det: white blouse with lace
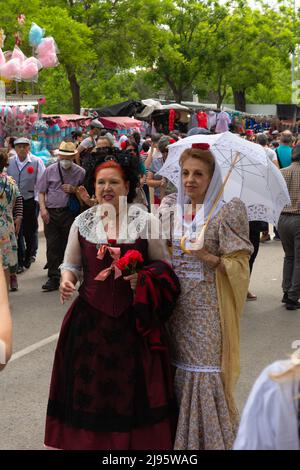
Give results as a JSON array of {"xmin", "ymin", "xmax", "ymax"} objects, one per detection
[{"xmin": 61, "ymin": 205, "xmax": 171, "ymax": 281}]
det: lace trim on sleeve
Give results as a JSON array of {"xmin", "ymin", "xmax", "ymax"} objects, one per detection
[{"xmin": 60, "ymin": 263, "xmax": 82, "ymax": 282}]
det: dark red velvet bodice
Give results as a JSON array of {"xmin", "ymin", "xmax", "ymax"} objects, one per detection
[{"xmin": 78, "ymin": 234, "xmax": 148, "ymax": 317}]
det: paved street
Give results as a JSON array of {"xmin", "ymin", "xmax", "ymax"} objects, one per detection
[{"xmin": 1, "ymin": 233, "xmax": 300, "ymax": 449}]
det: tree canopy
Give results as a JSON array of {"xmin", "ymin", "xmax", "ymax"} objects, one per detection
[{"xmin": 0, "ymin": 0, "xmax": 298, "ymax": 112}]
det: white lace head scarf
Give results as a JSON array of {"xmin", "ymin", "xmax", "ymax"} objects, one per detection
[{"xmin": 175, "ymin": 146, "xmax": 225, "ymax": 248}]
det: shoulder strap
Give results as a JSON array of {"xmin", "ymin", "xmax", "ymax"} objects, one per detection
[
  {"xmin": 57, "ymin": 162, "xmax": 64, "ymax": 184},
  {"xmin": 275, "ymin": 148, "xmax": 283, "ymax": 169}
]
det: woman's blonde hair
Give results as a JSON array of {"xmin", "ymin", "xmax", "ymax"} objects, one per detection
[{"xmin": 179, "ymin": 148, "xmax": 215, "ymax": 177}]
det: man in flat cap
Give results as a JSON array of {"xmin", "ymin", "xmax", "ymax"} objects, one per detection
[{"xmin": 7, "ymin": 137, "xmax": 45, "ymax": 272}]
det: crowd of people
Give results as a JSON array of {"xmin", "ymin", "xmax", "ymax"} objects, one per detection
[{"xmin": 0, "ymin": 119, "xmax": 300, "ymax": 450}]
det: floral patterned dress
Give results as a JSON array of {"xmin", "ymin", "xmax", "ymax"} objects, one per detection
[
  {"xmin": 0, "ymin": 174, "xmax": 20, "ymax": 270},
  {"xmin": 160, "ymin": 195, "xmax": 253, "ymax": 450}
]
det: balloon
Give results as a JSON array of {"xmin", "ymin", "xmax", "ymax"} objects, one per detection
[{"xmin": 29, "ymin": 22, "xmax": 45, "ymax": 47}]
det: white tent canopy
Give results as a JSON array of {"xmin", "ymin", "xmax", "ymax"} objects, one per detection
[{"xmin": 138, "ymin": 99, "xmax": 190, "ymax": 118}]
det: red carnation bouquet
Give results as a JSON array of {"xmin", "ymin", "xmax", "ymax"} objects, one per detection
[{"xmin": 116, "ymin": 249, "xmax": 144, "ymax": 274}]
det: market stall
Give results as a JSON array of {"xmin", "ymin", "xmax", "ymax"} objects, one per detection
[
  {"xmin": 32, "ymin": 113, "xmax": 91, "ymax": 150},
  {"xmin": 137, "ymin": 100, "xmax": 191, "ymax": 134},
  {"xmin": 98, "ymin": 115, "xmax": 143, "ymax": 134},
  {"xmin": 0, "ymin": 100, "xmax": 37, "ymax": 146}
]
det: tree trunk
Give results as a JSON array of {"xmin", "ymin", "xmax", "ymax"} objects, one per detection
[
  {"xmin": 217, "ymin": 94, "xmax": 223, "ymax": 109},
  {"xmin": 233, "ymin": 89, "xmax": 246, "ymax": 112},
  {"xmin": 168, "ymin": 84, "xmax": 182, "ymax": 103},
  {"xmin": 173, "ymin": 90, "xmax": 183, "ymax": 103},
  {"xmin": 66, "ymin": 66, "xmax": 80, "ymax": 114}
]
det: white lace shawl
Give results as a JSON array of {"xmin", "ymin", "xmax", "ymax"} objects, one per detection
[{"xmin": 60, "ymin": 205, "xmax": 171, "ymax": 281}]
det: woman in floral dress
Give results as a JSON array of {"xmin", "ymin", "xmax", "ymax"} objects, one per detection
[
  {"xmin": 0, "ymin": 150, "xmax": 22, "ymax": 289},
  {"xmin": 160, "ymin": 144, "xmax": 253, "ymax": 449}
]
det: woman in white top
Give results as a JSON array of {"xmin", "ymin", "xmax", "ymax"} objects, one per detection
[{"xmin": 234, "ymin": 350, "xmax": 300, "ymax": 450}]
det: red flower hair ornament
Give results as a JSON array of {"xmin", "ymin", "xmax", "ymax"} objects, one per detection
[
  {"xmin": 191, "ymin": 143, "xmax": 210, "ymax": 150},
  {"xmin": 27, "ymin": 166, "xmax": 34, "ymax": 174}
]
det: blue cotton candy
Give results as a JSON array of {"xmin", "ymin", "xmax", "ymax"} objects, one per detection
[{"xmin": 29, "ymin": 23, "xmax": 45, "ymax": 46}]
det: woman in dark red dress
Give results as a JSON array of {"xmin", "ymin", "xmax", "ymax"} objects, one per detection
[{"xmin": 44, "ymin": 151, "xmax": 180, "ymax": 450}]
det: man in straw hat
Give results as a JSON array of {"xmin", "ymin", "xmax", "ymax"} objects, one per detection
[{"xmin": 38, "ymin": 141, "xmax": 85, "ymax": 291}]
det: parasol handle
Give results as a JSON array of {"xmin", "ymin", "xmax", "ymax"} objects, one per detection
[{"xmin": 181, "ymin": 152, "xmax": 240, "ymax": 254}]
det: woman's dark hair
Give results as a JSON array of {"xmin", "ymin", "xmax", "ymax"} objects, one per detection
[
  {"xmin": 0, "ymin": 149, "xmax": 9, "ymax": 172},
  {"xmin": 169, "ymin": 133, "xmax": 179, "ymax": 142},
  {"xmin": 83, "ymin": 147, "xmax": 140, "ymax": 202},
  {"xmin": 271, "ymin": 141, "xmax": 279, "ymax": 149},
  {"xmin": 127, "ymin": 140, "xmax": 139, "ymax": 155},
  {"xmin": 71, "ymin": 130, "xmax": 82, "ymax": 141},
  {"xmin": 132, "ymin": 132, "xmax": 141, "ymax": 145},
  {"xmin": 141, "ymin": 141, "xmax": 150, "ymax": 152},
  {"xmin": 7, "ymin": 137, "xmax": 16, "ymax": 149}
]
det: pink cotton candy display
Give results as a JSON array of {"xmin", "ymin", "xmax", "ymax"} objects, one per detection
[
  {"xmin": 39, "ymin": 52, "xmax": 58, "ymax": 68},
  {"xmin": 20, "ymin": 58, "xmax": 42, "ymax": 80},
  {"xmin": 0, "ymin": 58, "xmax": 21, "ymax": 80},
  {"xmin": 36, "ymin": 37, "xmax": 59, "ymax": 68},
  {"xmin": 11, "ymin": 46, "xmax": 26, "ymax": 63}
]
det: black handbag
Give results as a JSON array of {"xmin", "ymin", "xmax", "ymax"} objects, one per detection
[{"xmin": 58, "ymin": 163, "xmax": 81, "ymax": 215}]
